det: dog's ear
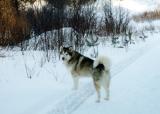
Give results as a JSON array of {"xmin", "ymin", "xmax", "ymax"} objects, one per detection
[
  {"xmin": 68, "ymin": 46, "xmax": 73, "ymax": 51},
  {"xmin": 60, "ymin": 46, "xmax": 63, "ymax": 54}
]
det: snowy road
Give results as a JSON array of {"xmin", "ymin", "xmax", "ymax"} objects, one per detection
[
  {"xmin": 1, "ymin": 33, "xmax": 160, "ymax": 114},
  {"xmin": 72, "ymin": 44, "xmax": 160, "ymax": 114},
  {"xmin": 47, "ymin": 32, "xmax": 160, "ymax": 114}
]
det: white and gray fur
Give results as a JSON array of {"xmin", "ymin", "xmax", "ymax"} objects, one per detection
[{"xmin": 60, "ymin": 46, "xmax": 111, "ymax": 102}]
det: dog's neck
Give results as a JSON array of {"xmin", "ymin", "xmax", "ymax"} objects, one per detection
[{"xmin": 68, "ymin": 52, "xmax": 81, "ymax": 65}]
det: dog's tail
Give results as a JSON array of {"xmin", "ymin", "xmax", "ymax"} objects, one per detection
[{"xmin": 93, "ymin": 56, "xmax": 111, "ymax": 71}]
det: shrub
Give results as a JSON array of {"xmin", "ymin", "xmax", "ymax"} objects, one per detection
[
  {"xmin": 133, "ymin": 10, "xmax": 160, "ymax": 22},
  {"xmin": 103, "ymin": 0, "xmax": 130, "ymax": 35}
]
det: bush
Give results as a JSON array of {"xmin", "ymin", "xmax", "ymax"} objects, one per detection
[
  {"xmin": 103, "ymin": 0, "xmax": 130, "ymax": 35},
  {"xmin": 0, "ymin": 0, "xmax": 30, "ymax": 46},
  {"xmin": 133, "ymin": 10, "xmax": 160, "ymax": 22},
  {"xmin": 69, "ymin": 5, "xmax": 96, "ymax": 35},
  {"xmin": 26, "ymin": 5, "xmax": 66, "ymax": 35}
]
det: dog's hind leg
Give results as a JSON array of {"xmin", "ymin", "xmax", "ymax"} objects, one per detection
[
  {"xmin": 103, "ymin": 84, "xmax": 110, "ymax": 101},
  {"xmin": 94, "ymin": 81, "xmax": 101, "ymax": 102},
  {"xmin": 102, "ymin": 73, "xmax": 110, "ymax": 101}
]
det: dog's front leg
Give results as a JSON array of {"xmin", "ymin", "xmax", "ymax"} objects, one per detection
[{"xmin": 72, "ymin": 76, "xmax": 79, "ymax": 90}]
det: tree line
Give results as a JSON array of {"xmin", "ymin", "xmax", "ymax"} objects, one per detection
[{"xmin": 0, "ymin": 0, "xmax": 131, "ymax": 51}]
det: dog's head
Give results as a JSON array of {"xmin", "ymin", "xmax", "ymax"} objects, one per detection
[{"xmin": 60, "ymin": 46, "xmax": 74, "ymax": 62}]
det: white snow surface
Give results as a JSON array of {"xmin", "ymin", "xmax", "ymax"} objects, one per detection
[
  {"xmin": 1, "ymin": 1, "xmax": 160, "ymax": 114},
  {"xmin": 72, "ymin": 36, "xmax": 160, "ymax": 114},
  {"xmin": 96, "ymin": 0, "xmax": 160, "ymax": 14},
  {"xmin": 1, "ymin": 31, "xmax": 160, "ymax": 114}
]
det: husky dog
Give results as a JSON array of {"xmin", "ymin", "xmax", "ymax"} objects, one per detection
[{"xmin": 60, "ymin": 46, "xmax": 111, "ymax": 102}]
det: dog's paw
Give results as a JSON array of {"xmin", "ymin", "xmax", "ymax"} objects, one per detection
[
  {"xmin": 96, "ymin": 99, "xmax": 100, "ymax": 103},
  {"xmin": 104, "ymin": 97, "xmax": 109, "ymax": 101},
  {"xmin": 72, "ymin": 87, "xmax": 78, "ymax": 91}
]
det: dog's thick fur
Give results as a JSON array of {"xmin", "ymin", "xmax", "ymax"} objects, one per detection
[{"xmin": 60, "ymin": 46, "xmax": 111, "ymax": 102}]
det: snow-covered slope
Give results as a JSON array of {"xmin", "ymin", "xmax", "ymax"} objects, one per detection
[
  {"xmin": 96, "ymin": 0, "xmax": 160, "ymax": 14},
  {"xmin": 0, "ymin": 31, "xmax": 160, "ymax": 114},
  {"xmin": 72, "ymin": 34, "xmax": 160, "ymax": 114},
  {"xmin": 1, "ymin": 1, "xmax": 160, "ymax": 114}
]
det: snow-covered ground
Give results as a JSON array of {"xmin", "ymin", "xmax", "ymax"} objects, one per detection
[
  {"xmin": 0, "ymin": 31, "xmax": 160, "ymax": 114},
  {"xmin": 72, "ymin": 35, "xmax": 160, "ymax": 114},
  {"xmin": 96, "ymin": 0, "xmax": 160, "ymax": 14},
  {"xmin": 113, "ymin": 0, "xmax": 160, "ymax": 13},
  {"xmin": 1, "ymin": 0, "xmax": 160, "ymax": 114}
]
